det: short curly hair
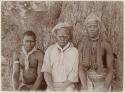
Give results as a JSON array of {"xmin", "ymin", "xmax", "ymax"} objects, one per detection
[{"xmin": 23, "ymin": 30, "xmax": 36, "ymax": 40}]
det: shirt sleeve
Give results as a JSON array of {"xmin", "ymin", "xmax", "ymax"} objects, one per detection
[
  {"xmin": 68, "ymin": 49, "xmax": 79, "ymax": 82},
  {"xmin": 41, "ymin": 48, "xmax": 52, "ymax": 73}
]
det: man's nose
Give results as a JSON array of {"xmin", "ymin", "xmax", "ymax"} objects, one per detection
[
  {"xmin": 90, "ymin": 28, "xmax": 96, "ymax": 32},
  {"xmin": 27, "ymin": 41, "xmax": 32, "ymax": 45},
  {"xmin": 60, "ymin": 37, "xmax": 65, "ymax": 41},
  {"xmin": 89, "ymin": 27, "xmax": 94, "ymax": 30}
]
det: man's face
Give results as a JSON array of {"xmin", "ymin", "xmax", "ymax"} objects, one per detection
[
  {"xmin": 23, "ymin": 35, "xmax": 36, "ymax": 52},
  {"xmin": 86, "ymin": 21, "xmax": 99, "ymax": 38},
  {"xmin": 56, "ymin": 28, "xmax": 70, "ymax": 48}
]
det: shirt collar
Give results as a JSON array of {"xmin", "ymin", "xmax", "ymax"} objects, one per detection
[{"xmin": 56, "ymin": 42, "xmax": 72, "ymax": 52}]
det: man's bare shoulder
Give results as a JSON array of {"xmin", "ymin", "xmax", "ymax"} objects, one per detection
[
  {"xmin": 13, "ymin": 47, "xmax": 22, "ymax": 61},
  {"xmin": 78, "ymin": 36, "xmax": 88, "ymax": 48},
  {"xmin": 102, "ymin": 39, "xmax": 112, "ymax": 51},
  {"xmin": 14, "ymin": 46, "xmax": 22, "ymax": 55},
  {"xmin": 35, "ymin": 48, "xmax": 44, "ymax": 56}
]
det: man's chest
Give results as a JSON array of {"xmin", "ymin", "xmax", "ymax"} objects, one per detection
[
  {"xmin": 19, "ymin": 53, "xmax": 38, "ymax": 68},
  {"xmin": 50, "ymin": 49, "xmax": 75, "ymax": 69}
]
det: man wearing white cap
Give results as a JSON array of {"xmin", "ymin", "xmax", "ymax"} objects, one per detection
[
  {"xmin": 78, "ymin": 13, "xmax": 113, "ymax": 92},
  {"xmin": 41, "ymin": 22, "xmax": 79, "ymax": 91}
]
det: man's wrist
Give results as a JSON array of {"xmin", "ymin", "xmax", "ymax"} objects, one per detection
[
  {"xmin": 47, "ymin": 85, "xmax": 55, "ymax": 91},
  {"xmin": 82, "ymin": 85, "xmax": 88, "ymax": 90},
  {"xmin": 13, "ymin": 88, "xmax": 18, "ymax": 91},
  {"xmin": 64, "ymin": 81, "xmax": 72, "ymax": 88},
  {"xmin": 13, "ymin": 86, "xmax": 19, "ymax": 91},
  {"xmin": 103, "ymin": 82, "xmax": 110, "ymax": 92},
  {"xmin": 104, "ymin": 81, "xmax": 109, "ymax": 88},
  {"xmin": 47, "ymin": 84, "xmax": 54, "ymax": 88},
  {"xmin": 30, "ymin": 89, "xmax": 35, "ymax": 91}
]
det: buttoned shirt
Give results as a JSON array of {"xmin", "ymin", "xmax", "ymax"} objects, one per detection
[{"xmin": 41, "ymin": 42, "xmax": 79, "ymax": 83}]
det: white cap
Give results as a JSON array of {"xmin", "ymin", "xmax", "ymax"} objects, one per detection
[{"xmin": 51, "ymin": 22, "xmax": 73, "ymax": 35}]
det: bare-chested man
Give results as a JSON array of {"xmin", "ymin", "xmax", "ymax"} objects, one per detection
[
  {"xmin": 13, "ymin": 31, "xmax": 44, "ymax": 91},
  {"xmin": 78, "ymin": 13, "xmax": 113, "ymax": 91}
]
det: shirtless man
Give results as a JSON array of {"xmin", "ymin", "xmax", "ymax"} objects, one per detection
[
  {"xmin": 13, "ymin": 31, "xmax": 44, "ymax": 91},
  {"xmin": 78, "ymin": 13, "xmax": 113, "ymax": 91}
]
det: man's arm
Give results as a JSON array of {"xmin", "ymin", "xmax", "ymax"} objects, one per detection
[
  {"xmin": 79, "ymin": 64, "xmax": 88, "ymax": 90},
  {"xmin": 31, "ymin": 51, "xmax": 44, "ymax": 90},
  {"xmin": 44, "ymin": 72, "xmax": 54, "ymax": 90},
  {"xmin": 78, "ymin": 39, "xmax": 88, "ymax": 90},
  {"xmin": 64, "ymin": 49, "xmax": 79, "ymax": 89},
  {"xmin": 104, "ymin": 41, "xmax": 113, "ymax": 89},
  {"xmin": 12, "ymin": 52, "xmax": 20, "ymax": 90},
  {"xmin": 41, "ymin": 48, "xmax": 54, "ymax": 91}
]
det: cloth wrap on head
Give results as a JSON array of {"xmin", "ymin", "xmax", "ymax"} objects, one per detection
[
  {"xmin": 84, "ymin": 13, "xmax": 106, "ymax": 34},
  {"xmin": 84, "ymin": 13, "xmax": 101, "ymax": 26}
]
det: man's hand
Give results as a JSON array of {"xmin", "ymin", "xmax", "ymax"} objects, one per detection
[
  {"xmin": 44, "ymin": 72, "xmax": 54, "ymax": 91},
  {"xmin": 53, "ymin": 80, "xmax": 72, "ymax": 91},
  {"xmin": 47, "ymin": 86, "xmax": 55, "ymax": 91}
]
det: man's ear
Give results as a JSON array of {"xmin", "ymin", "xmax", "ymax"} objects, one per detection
[
  {"xmin": 21, "ymin": 38, "xmax": 25, "ymax": 46},
  {"xmin": 97, "ymin": 21, "xmax": 101, "ymax": 30},
  {"xmin": 53, "ymin": 29, "xmax": 58, "ymax": 36},
  {"xmin": 69, "ymin": 35, "xmax": 72, "ymax": 41},
  {"xmin": 84, "ymin": 25, "xmax": 86, "ymax": 30}
]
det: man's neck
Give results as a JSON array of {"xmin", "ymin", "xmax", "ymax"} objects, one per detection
[
  {"xmin": 25, "ymin": 49, "xmax": 31, "ymax": 53},
  {"xmin": 60, "ymin": 45, "xmax": 65, "ymax": 49},
  {"xmin": 58, "ymin": 43, "xmax": 68, "ymax": 49},
  {"xmin": 23, "ymin": 47, "xmax": 33, "ymax": 54},
  {"xmin": 57, "ymin": 42, "xmax": 70, "ymax": 51},
  {"xmin": 89, "ymin": 35, "xmax": 100, "ymax": 41}
]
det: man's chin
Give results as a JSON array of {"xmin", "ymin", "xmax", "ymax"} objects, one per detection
[
  {"xmin": 60, "ymin": 43, "xmax": 67, "ymax": 46},
  {"xmin": 89, "ymin": 35, "xmax": 98, "ymax": 39},
  {"xmin": 58, "ymin": 43, "xmax": 66, "ymax": 48}
]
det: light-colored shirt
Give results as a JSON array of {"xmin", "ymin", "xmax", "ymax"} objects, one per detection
[{"xmin": 41, "ymin": 42, "xmax": 79, "ymax": 83}]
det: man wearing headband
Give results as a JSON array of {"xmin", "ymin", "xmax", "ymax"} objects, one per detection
[
  {"xmin": 78, "ymin": 13, "xmax": 113, "ymax": 92},
  {"xmin": 13, "ymin": 31, "xmax": 45, "ymax": 91},
  {"xmin": 41, "ymin": 22, "xmax": 79, "ymax": 91}
]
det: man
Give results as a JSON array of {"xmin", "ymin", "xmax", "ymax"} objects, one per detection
[
  {"xmin": 78, "ymin": 13, "xmax": 113, "ymax": 92},
  {"xmin": 41, "ymin": 22, "xmax": 79, "ymax": 91},
  {"xmin": 13, "ymin": 31, "xmax": 44, "ymax": 91}
]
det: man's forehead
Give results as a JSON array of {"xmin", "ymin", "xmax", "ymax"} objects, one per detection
[
  {"xmin": 23, "ymin": 35, "xmax": 35, "ymax": 40},
  {"xmin": 56, "ymin": 28, "xmax": 71, "ymax": 34},
  {"xmin": 86, "ymin": 21, "xmax": 98, "ymax": 26},
  {"xmin": 57, "ymin": 33, "xmax": 70, "ymax": 36}
]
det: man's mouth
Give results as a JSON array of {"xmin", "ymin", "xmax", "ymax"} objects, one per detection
[
  {"xmin": 61, "ymin": 42, "xmax": 66, "ymax": 43},
  {"xmin": 26, "ymin": 47, "xmax": 32, "ymax": 49}
]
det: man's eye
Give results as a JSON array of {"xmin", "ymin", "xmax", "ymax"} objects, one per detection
[
  {"xmin": 88, "ymin": 25, "xmax": 97, "ymax": 28},
  {"xmin": 26, "ymin": 40, "xmax": 29, "ymax": 42},
  {"xmin": 30, "ymin": 41, "xmax": 35, "ymax": 42},
  {"xmin": 26, "ymin": 40, "xmax": 34, "ymax": 42}
]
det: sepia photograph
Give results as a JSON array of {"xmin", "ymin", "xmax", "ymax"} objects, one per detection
[{"xmin": 1, "ymin": 0, "xmax": 123, "ymax": 92}]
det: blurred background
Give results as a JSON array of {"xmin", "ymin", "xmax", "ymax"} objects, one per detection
[{"xmin": 1, "ymin": 1, "xmax": 123, "ymax": 91}]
